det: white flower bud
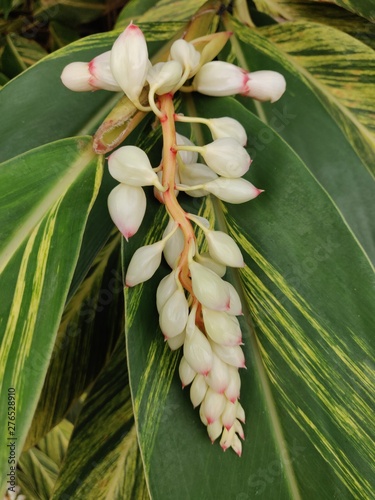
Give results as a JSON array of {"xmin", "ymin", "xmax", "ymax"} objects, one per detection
[
  {"xmin": 196, "ymin": 252, "xmax": 226, "ymax": 277},
  {"xmin": 245, "ymin": 70, "xmax": 286, "ymax": 103},
  {"xmin": 225, "ymin": 366, "xmax": 241, "ymax": 403},
  {"xmin": 110, "ymin": 22, "xmax": 149, "ymax": 103},
  {"xmin": 88, "ymin": 51, "xmax": 122, "ymax": 91},
  {"xmin": 207, "ymin": 420, "xmax": 223, "ymax": 443},
  {"xmin": 189, "ymin": 261, "xmax": 230, "ymax": 311},
  {"xmin": 167, "ymin": 331, "xmax": 185, "ymax": 350},
  {"xmin": 178, "ymin": 162, "xmax": 218, "ymax": 197},
  {"xmin": 125, "ymin": 240, "xmax": 165, "ymax": 287},
  {"xmin": 108, "ymin": 146, "xmax": 164, "ymax": 190},
  {"xmin": 179, "ymin": 356, "xmax": 196, "ymax": 387},
  {"xmin": 147, "ymin": 61, "xmax": 183, "ymax": 95},
  {"xmin": 163, "ymin": 221, "xmax": 184, "ymax": 268},
  {"xmin": 205, "ymin": 230, "xmax": 244, "ymax": 268},
  {"xmin": 220, "ymin": 423, "xmax": 235, "ymax": 450},
  {"xmin": 159, "ymin": 289, "xmax": 189, "ymax": 339},
  {"xmin": 201, "ymin": 388, "xmax": 226, "ymax": 424},
  {"xmin": 201, "ymin": 138, "xmax": 250, "ymax": 178},
  {"xmin": 225, "ymin": 282, "xmax": 243, "ymax": 316},
  {"xmin": 176, "ymin": 133, "xmax": 198, "ymax": 164},
  {"xmin": 221, "ymin": 400, "xmax": 237, "ymax": 430},
  {"xmin": 202, "ymin": 307, "xmax": 242, "ymax": 346},
  {"xmin": 231, "ymin": 433, "xmax": 243, "ymax": 456},
  {"xmin": 205, "ymin": 353, "xmax": 230, "ymax": 394},
  {"xmin": 156, "ymin": 271, "xmax": 178, "ymax": 313},
  {"xmin": 234, "ymin": 419, "xmax": 245, "ymax": 440},
  {"xmin": 199, "ymin": 403, "xmax": 208, "ymax": 426},
  {"xmin": 107, "ymin": 184, "xmax": 146, "ymax": 241},
  {"xmin": 193, "ymin": 61, "xmax": 247, "ymax": 96},
  {"xmin": 211, "ymin": 342, "xmax": 246, "ymax": 368},
  {"xmin": 236, "ymin": 401, "xmax": 246, "ymax": 423},
  {"xmin": 170, "ymin": 39, "xmax": 201, "ymax": 78},
  {"xmin": 61, "ymin": 62, "xmax": 93, "ymax": 92},
  {"xmin": 203, "ymin": 177, "xmax": 263, "ymax": 204},
  {"xmin": 207, "ymin": 117, "xmax": 247, "ymax": 146},
  {"xmin": 183, "ymin": 325, "xmax": 213, "ymax": 376},
  {"xmin": 190, "ymin": 374, "xmax": 208, "ymax": 408}
]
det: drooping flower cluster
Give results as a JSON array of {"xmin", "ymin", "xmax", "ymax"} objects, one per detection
[{"xmin": 61, "ymin": 22, "xmax": 286, "ymax": 455}]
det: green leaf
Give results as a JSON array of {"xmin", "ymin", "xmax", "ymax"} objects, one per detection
[
  {"xmin": 252, "ymin": 0, "xmax": 375, "ymax": 48},
  {"xmin": 0, "ymin": 136, "xmax": 102, "ymax": 494},
  {"xmin": 49, "ymin": 21, "xmax": 80, "ymax": 51},
  {"xmin": 1, "ymin": 34, "xmax": 48, "ymax": 78},
  {"xmin": 124, "ymin": 96, "xmax": 374, "ymax": 499},
  {"xmin": 225, "ymin": 17, "xmax": 375, "ymax": 262},
  {"xmin": 51, "ymin": 339, "xmax": 148, "ymax": 499},
  {"xmin": 24, "ymin": 232, "xmax": 123, "ymax": 449},
  {"xmin": 311, "ymin": 0, "xmax": 375, "ymax": 22},
  {"xmin": 17, "ymin": 419, "xmax": 73, "ymax": 499}
]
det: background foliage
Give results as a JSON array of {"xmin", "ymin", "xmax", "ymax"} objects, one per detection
[{"xmin": 0, "ymin": 0, "xmax": 374, "ymax": 498}]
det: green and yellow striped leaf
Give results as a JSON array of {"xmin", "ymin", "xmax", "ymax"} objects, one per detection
[
  {"xmin": 24, "ymin": 232, "xmax": 123, "ymax": 449},
  {"xmin": 124, "ymin": 96, "xmax": 374, "ymax": 499},
  {"xmin": 0, "ymin": 136, "xmax": 102, "ymax": 493},
  {"xmin": 17, "ymin": 419, "xmax": 73, "ymax": 499},
  {"xmin": 225, "ymin": 16, "xmax": 375, "ymax": 262},
  {"xmin": 311, "ymin": 0, "xmax": 375, "ymax": 22},
  {"xmin": 1, "ymin": 34, "xmax": 48, "ymax": 78},
  {"xmin": 51, "ymin": 339, "xmax": 148, "ymax": 499}
]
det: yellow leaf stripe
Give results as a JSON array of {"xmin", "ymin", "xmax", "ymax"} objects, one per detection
[{"xmin": 226, "ymin": 213, "xmax": 374, "ymax": 498}]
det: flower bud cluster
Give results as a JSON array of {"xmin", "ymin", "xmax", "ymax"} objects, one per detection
[{"xmin": 61, "ymin": 21, "xmax": 287, "ymax": 455}]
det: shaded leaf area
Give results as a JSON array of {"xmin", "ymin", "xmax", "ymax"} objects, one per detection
[
  {"xmin": 24, "ymin": 232, "xmax": 123, "ymax": 449},
  {"xmin": 17, "ymin": 419, "xmax": 73, "ymax": 499},
  {"xmin": 124, "ymin": 93, "xmax": 374, "ymax": 499},
  {"xmin": 252, "ymin": 0, "xmax": 375, "ymax": 48},
  {"xmin": 33, "ymin": 0, "xmax": 107, "ymax": 27},
  {"xmin": 225, "ymin": 17, "xmax": 375, "ymax": 263},
  {"xmin": 0, "ymin": 137, "xmax": 102, "ymax": 493},
  {"xmin": 52, "ymin": 338, "xmax": 148, "ymax": 500},
  {"xmin": 1, "ymin": 33, "xmax": 47, "ymax": 78},
  {"xmin": 311, "ymin": 0, "xmax": 375, "ymax": 22},
  {"xmin": 194, "ymin": 96, "xmax": 375, "ymax": 499}
]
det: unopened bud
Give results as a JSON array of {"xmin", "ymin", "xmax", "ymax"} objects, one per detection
[
  {"xmin": 147, "ymin": 61, "xmax": 183, "ymax": 95},
  {"xmin": 159, "ymin": 289, "xmax": 189, "ymax": 339},
  {"xmin": 195, "ymin": 252, "xmax": 226, "ymax": 277},
  {"xmin": 201, "ymin": 388, "xmax": 226, "ymax": 424},
  {"xmin": 207, "ymin": 117, "xmax": 247, "ymax": 146},
  {"xmin": 203, "ymin": 177, "xmax": 263, "ymax": 204},
  {"xmin": 231, "ymin": 433, "xmax": 243, "ymax": 456},
  {"xmin": 108, "ymin": 145, "xmax": 164, "ymax": 190},
  {"xmin": 211, "ymin": 342, "xmax": 246, "ymax": 368},
  {"xmin": 163, "ymin": 221, "xmax": 184, "ymax": 268},
  {"xmin": 61, "ymin": 62, "xmax": 93, "ymax": 92},
  {"xmin": 221, "ymin": 400, "xmax": 237, "ymax": 430},
  {"xmin": 190, "ymin": 374, "xmax": 208, "ymax": 407},
  {"xmin": 88, "ymin": 51, "xmax": 122, "ymax": 91},
  {"xmin": 220, "ymin": 422, "xmax": 235, "ymax": 450},
  {"xmin": 179, "ymin": 356, "xmax": 196, "ymax": 387},
  {"xmin": 203, "ymin": 307, "xmax": 242, "ymax": 346},
  {"xmin": 201, "ymin": 138, "xmax": 250, "ymax": 178},
  {"xmin": 167, "ymin": 331, "xmax": 185, "ymax": 350},
  {"xmin": 156, "ymin": 271, "xmax": 178, "ymax": 313},
  {"xmin": 107, "ymin": 184, "xmax": 146, "ymax": 241},
  {"xmin": 183, "ymin": 325, "xmax": 213, "ymax": 375},
  {"xmin": 207, "ymin": 420, "xmax": 223, "ymax": 443},
  {"xmin": 170, "ymin": 39, "xmax": 200, "ymax": 78},
  {"xmin": 176, "ymin": 133, "xmax": 198, "ymax": 164},
  {"xmin": 225, "ymin": 282, "xmax": 243, "ymax": 316},
  {"xmin": 205, "ymin": 353, "xmax": 230, "ymax": 394},
  {"xmin": 189, "ymin": 261, "xmax": 230, "ymax": 311},
  {"xmin": 178, "ymin": 162, "xmax": 218, "ymax": 197},
  {"xmin": 236, "ymin": 401, "xmax": 246, "ymax": 423},
  {"xmin": 125, "ymin": 240, "xmax": 165, "ymax": 287},
  {"xmin": 193, "ymin": 61, "xmax": 246, "ymax": 96},
  {"xmin": 110, "ymin": 22, "xmax": 149, "ymax": 103},
  {"xmin": 245, "ymin": 70, "xmax": 286, "ymax": 103},
  {"xmin": 205, "ymin": 229, "xmax": 244, "ymax": 267},
  {"xmin": 225, "ymin": 366, "xmax": 241, "ymax": 403}
]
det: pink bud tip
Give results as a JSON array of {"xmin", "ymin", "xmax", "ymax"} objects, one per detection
[
  {"xmin": 207, "ymin": 417, "xmax": 214, "ymax": 425},
  {"xmin": 221, "ymin": 444, "xmax": 228, "ymax": 451},
  {"xmin": 235, "ymin": 450, "xmax": 242, "ymax": 457},
  {"xmin": 257, "ymin": 189, "xmax": 265, "ymax": 195}
]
